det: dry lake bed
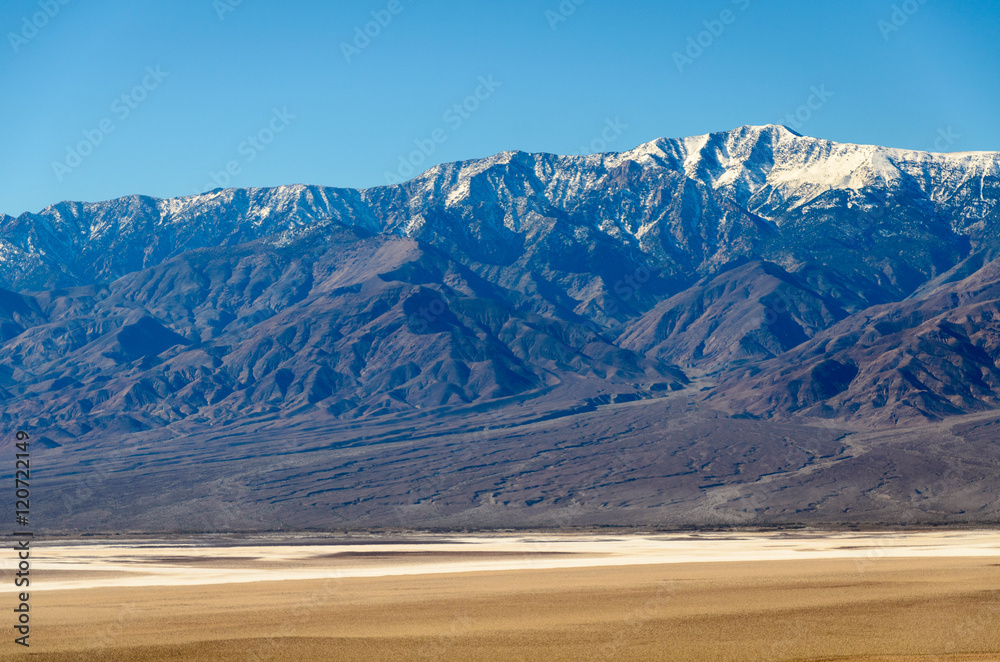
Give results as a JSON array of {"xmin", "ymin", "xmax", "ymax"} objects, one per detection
[{"xmin": 2, "ymin": 530, "xmax": 999, "ymax": 660}]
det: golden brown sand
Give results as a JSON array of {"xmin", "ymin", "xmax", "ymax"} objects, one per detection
[{"xmin": 4, "ymin": 533, "xmax": 1000, "ymax": 661}]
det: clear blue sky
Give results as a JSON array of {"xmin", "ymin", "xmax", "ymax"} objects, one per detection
[{"xmin": 2, "ymin": 0, "xmax": 998, "ymax": 215}]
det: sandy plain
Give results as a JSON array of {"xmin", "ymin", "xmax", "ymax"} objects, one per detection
[{"xmin": 2, "ymin": 531, "xmax": 999, "ymax": 661}]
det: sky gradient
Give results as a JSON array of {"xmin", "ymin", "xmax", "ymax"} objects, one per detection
[{"xmin": 2, "ymin": 0, "xmax": 999, "ymax": 215}]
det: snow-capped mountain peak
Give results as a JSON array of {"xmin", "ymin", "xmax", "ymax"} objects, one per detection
[{"xmin": 0, "ymin": 125, "xmax": 997, "ymax": 292}]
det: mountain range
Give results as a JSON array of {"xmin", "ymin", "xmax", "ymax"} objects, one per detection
[{"xmin": 4, "ymin": 124, "xmax": 1000, "ymax": 531}]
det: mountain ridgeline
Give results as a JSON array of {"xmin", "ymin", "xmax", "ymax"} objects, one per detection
[
  {"xmin": 4, "ymin": 125, "xmax": 999, "ymax": 435},
  {"xmin": 5, "ymin": 125, "xmax": 1000, "ymax": 530}
]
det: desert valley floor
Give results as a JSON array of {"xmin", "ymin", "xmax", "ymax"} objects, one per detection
[{"xmin": 3, "ymin": 531, "xmax": 999, "ymax": 661}]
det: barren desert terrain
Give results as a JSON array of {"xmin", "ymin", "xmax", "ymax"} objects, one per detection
[{"xmin": 3, "ymin": 531, "xmax": 999, "ymax": 661}]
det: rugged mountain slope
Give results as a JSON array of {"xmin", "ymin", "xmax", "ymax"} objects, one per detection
[
  {"xmin": 1, "ymin": 227, "xmax": 686, "ymax": 442},
  {"xmin": 618, "ymin": 260, "xmax": 849, "ymax": 369},
  {"xmin": 711, "ymin": 254, "xmax": 1000, "ymax": 425}
]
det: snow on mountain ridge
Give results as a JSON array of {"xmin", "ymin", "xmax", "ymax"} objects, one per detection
[
  {"xmin": 632, "ymin": 125, "xmax": 1000, "ymax": 214},
  {"xmin": 11, "ymin": 125, "xmax": 997, "ymax": 222},
  {"xmin": 1, "ymin": 125, "xmax": 998, "ymax": 292}
]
